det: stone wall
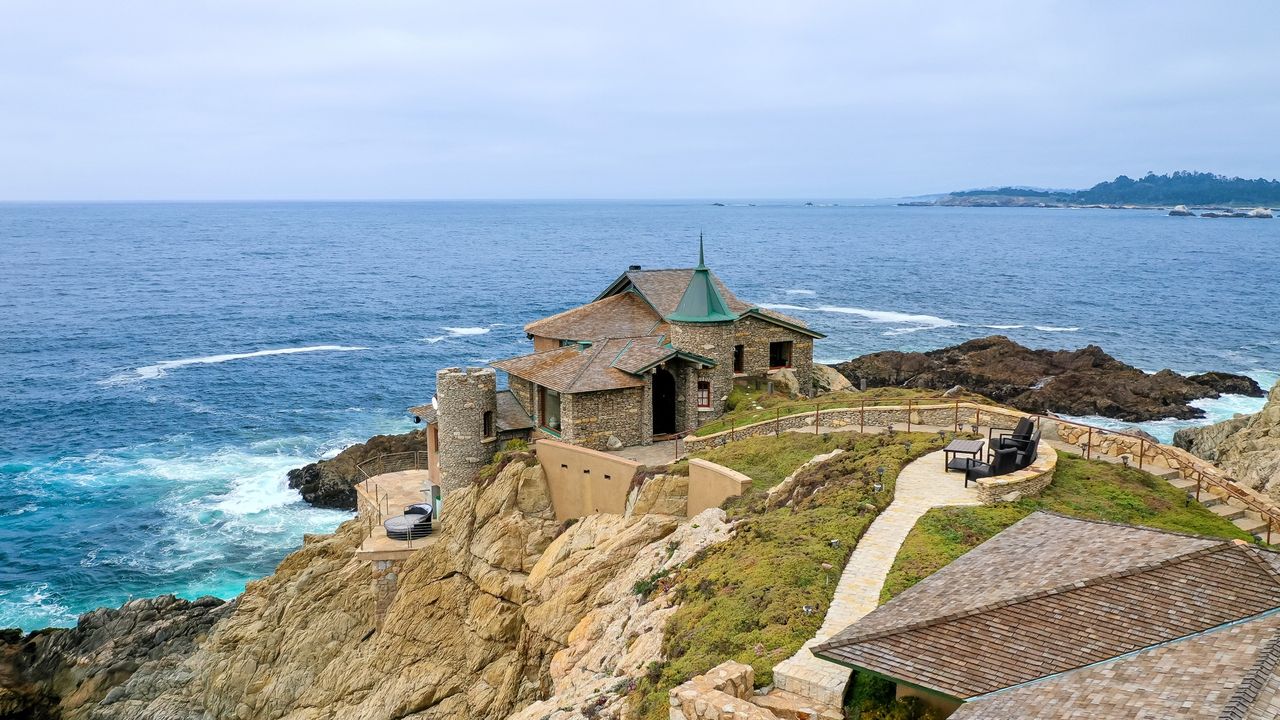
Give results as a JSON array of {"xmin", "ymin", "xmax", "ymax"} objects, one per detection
[
  {"xmin": 434, "ymin": 367, "xmax": 500, "ymax": 493},
  {"xmin": 507, "ymin": 375, "xmax": 536, "ymax": 420},
  {"xmin": 667, "ymin": 320, "xmax": 736, "ymax": 416},
  {"xmin": 669, "ymin": 662, "xmax": 776, "ymax": 720},
  {"xmin": 562, "ymin": 386, "xmax": 647, "ymax": 450},
  {"xmin": 370, "ymin": 558, "xmax": 403, "ymax": 628},
  {"xmin": 732, "ymin": 314, "xmax": 815, "ymax": 398}
]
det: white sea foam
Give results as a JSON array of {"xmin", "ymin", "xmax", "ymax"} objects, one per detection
[
  {"xmin": 978, "ymin": 324, "xmax": 1025, "ymax": 330},
  {"xmin": 423, "ymin": 336, "xmax": 446, "ymax": 343},
  {"xmin": 785, "ymin": 289, "xmax": 816, "ymax": 296},
  {"xmin": 104, "ymin": 345, "xmax": 368, "ymax": 385},
  {"xmin": 442, "ymin": 326, "xmax": 490, "ymax": 336},
  {"xmin": 1033, "ymin": 326, "xmax": 1080, "ymax": 332},
  {"xmin": 758, "ymin": 303, "xmax": 811, "ymax": 311},
  {"xmin": 816, "ymin": 305, "xmax": 959, "ymax": 329}
]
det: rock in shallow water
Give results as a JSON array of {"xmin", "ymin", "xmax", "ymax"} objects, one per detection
[
  {"xmin": 286, "ymin": 429, "xmax": 430, "ymax": 510},
  {"xmin": 834, "ymin": 335, "xmax": 1260, "ymax": 422}
]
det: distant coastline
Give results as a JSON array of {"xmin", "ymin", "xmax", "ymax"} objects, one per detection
[{"xmin": 902, "ymin": 171, "xmax": 1280, "ymax": 213}]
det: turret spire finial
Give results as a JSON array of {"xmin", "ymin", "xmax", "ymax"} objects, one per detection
[{"xmin": 698, "ymin": 231, "xmax": 705, "ymax": 268}]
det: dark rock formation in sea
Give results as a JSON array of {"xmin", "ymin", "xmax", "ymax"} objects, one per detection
[
  {"xmin": 1185, "ymin": 371, "xmax": 1266, "ymax": 398},
  {"xmin": 286, "ymin": 429, "xmax": 429, "ymax": 510},
  {"xmin": 834, "ymin": 336, "xmax": 1262, "ymax": 422},
  {"xmin": 0, "ymin": 595, "xmax": 231, "ymax": 720}
]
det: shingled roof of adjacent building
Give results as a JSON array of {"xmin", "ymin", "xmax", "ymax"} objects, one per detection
[
  {"xmin": 814, "ymin": 512, "xmax": 1280, "ymax": 713},
  {"xmin": 524, "ymin": 291, "xmax": 667, "ymax": 342},
  {"xmin": 951, "ymin": 612, "xmax": 1280, "ymax": 720},
  {"xmin": 493, "ymin": 336, "xmax": 715, "ymax": 394}
]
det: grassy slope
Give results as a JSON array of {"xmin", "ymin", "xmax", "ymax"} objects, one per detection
[
  {"xmin": 881, "ymin": 450, "xmax": 1256, "ymax": 603},
  {"xmin": 693, "ymin": 387, "xmax": 996, "ymax": 437},
  {"xmin": 630, "ymin": 432, "xmax": 950, "ymax": 720},
  {"xmin": 692, "ymin": 432, "xmax": 846, "ymax": 492}
]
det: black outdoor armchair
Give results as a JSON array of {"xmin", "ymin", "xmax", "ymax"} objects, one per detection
[
  {"xmin": 964, "ymin": 446, "xmax": 1020, "ymax": 487},
  {"xmin": 990, "ymin": 417, "xmax": 1035, "ymax": 453}
]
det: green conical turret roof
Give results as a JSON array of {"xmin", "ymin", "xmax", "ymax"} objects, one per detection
[{"xmin": 667, "ymin": 236, "xmax": 737, "ymax": 323}]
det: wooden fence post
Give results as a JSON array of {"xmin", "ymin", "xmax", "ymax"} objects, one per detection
[
  {"xmin": 1086, "ymin": 427, "xmax": 1093, "ymax": 460},
  {"xmin": 860, "ymin": 400, "xmax": 865, "ymax": 433}
]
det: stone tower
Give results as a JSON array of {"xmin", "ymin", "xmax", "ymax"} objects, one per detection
[{"xmin": 434, "ymin": 367, "xmax": 498, "ymax": 493}]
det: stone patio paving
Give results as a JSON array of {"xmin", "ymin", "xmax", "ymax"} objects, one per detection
[{"xmin": 770, "ymin": 448, "xmax": 983, "ymax": 709}]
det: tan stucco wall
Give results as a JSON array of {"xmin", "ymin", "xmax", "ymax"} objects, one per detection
[
  {"xmin": 688, "ymin": 459, "xmax": 752, "ymax": 516},
  {"xmin": 535, "ymin": 439, "xmax": 641, "ymax": 521}
]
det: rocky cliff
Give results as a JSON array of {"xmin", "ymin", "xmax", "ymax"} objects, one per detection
[
  {"xmin": 1175, "ymin": 381, "xmax": 1280, "ymax": 499},
  {"xmin": 4, "ymin": 453, "xmax": 733, "ymax": 720},
  {"xmin": 835, "ymin": 336, "xmax": 1262, "ymax": 422},
  {"xmin": 287, "ymin": 430, "xmax": 429, "ymax": 509}
]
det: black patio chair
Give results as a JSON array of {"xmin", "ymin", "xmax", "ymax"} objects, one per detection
[
  {"xmin": 964, "ymin": 446, "xmax": 1020, "ymax": 487},
  {"xmin": 989, "ymin": 417, "xmax": 1034, "ymax": 453}
]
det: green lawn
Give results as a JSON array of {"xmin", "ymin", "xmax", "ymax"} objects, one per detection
[
  {"xmin": 693, "ymin": 386, "xmax": 997, "ymax": 437},
  {"xmin": 691, "ymin": 433, "xmax": 848, "ymax": 492},
  {"xmin": 629, "ymin": 432, "xmax": 950, "ymax": 720}
]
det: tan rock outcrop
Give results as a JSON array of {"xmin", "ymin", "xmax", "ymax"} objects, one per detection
[
  {"xmin": 1212, "ymin": 381, "xmax": 1280, "ymax": 498},
  {"xmin": 29, "ymin": 453, "xmax": 735, "ymax": 720}
]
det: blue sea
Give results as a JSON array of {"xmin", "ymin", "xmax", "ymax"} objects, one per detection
[{"xmin": 2, "ymin": 201, "xmax": 1277, "ymax": 630}]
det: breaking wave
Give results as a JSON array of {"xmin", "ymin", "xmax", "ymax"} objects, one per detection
[
  {"xmin": 1033, "ymin": 326, "xmax": 1080, "ymax": 332},
  {"xmin": 103, "ymin": 345, "xmax": 369, "ymax": 385},
  {"xmin": 816, "ymin": 305, "xmax": 959, "ymax": 329},
  {"xmin": 758, "ymin": 303, "xmax": 811, "ymax": 311}
]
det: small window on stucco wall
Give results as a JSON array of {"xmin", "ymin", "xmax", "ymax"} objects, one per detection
[
  {"xmin": 769, "ymin": 340, "xmax": 793, "ymax": 368},
  {"xmin": 482, "ymin": 410, "xmax": 495, "ymax": 438},
  {"xmin": 697, "ymin": 381, "xmax": 712, "ymax": 408}
]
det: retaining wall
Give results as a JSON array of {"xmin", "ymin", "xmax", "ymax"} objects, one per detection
[{"xmin": 535, "ymin": 439, "xmax": 751, "ymax": 520}]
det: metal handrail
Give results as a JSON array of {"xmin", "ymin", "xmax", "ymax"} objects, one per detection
[{"xmin": 356, "ymin": 450, "xmax": 430, "ymax": 480}]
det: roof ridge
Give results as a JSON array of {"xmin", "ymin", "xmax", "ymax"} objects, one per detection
[
  {"xmin": 1238, "ymin": 542, "xmax": 1280, "ymax": 588},
  {"xmin": 1220, "ymin": 622, "xmax": 1280, "ymax": 720},
  {"xmin": 563, "ymin": 340, "xmax": 611, "ymax": 391},
  {"xmin": 815, "ymin": 540, "xmax": 1242, "ymax": 652},
  {"xmin": 1031, "ymin": 509, "xmax": 1257, "ymax": 543}
]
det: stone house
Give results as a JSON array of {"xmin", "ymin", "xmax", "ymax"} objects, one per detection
[
  {"xmin": 487, "ymin": 243, "xmax": 824, "ymax": 451},
  {"xmin": 813, "ymin": 512, "xmax": 1280, "ymax": 719}
]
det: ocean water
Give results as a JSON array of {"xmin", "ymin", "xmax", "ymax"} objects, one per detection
[{"xmin": 1, "ymin": 201, "xmax": 1277, "ymax": 630}]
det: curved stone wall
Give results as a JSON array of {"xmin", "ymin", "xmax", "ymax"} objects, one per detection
[{"xmin": 973, "ymin": 440, "xmax": 1057, "ymax": 504}]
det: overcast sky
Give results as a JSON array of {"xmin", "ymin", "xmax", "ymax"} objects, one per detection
[{"xmin": 3, "ymin": 1, "xmax": 1277, "ymax": 201}]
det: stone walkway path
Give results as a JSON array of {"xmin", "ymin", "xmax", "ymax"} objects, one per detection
[{"xmin": 770, "ymin": 449, "xmax": 983, "ymax": 709}]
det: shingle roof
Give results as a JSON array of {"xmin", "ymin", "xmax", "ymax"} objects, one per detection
[
  {"xmin": 408, "ymin": 403, "xmax": 437, "ymax": 425},
  {"xmin": 492, "ymin": 340, "xmax": 647, "ymax": 394},
  {"xmin": 524, "ymin": 291, "xmax": 667, "ymax": 342},
  {"xmin": 814, "ymin": 513, "xmax": 1280, "ymax": 705},
  {"xmin": 495, "ymin": 390, "xmax": 534, "ymax": 431},
  {"xmin": 493, "ymin": 335, "xmax": 716, "ymax": 395},
  {"xmin": 823, "ymin": 512, "xmax": 1221, "ymax": 644},
  {"xmin": 598, "ymin": 268, "xmax": 753, "ymax": 318},
  {"xmin": 950, "ymin": 612, "xmax": 1280, "ymax": 720}
]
